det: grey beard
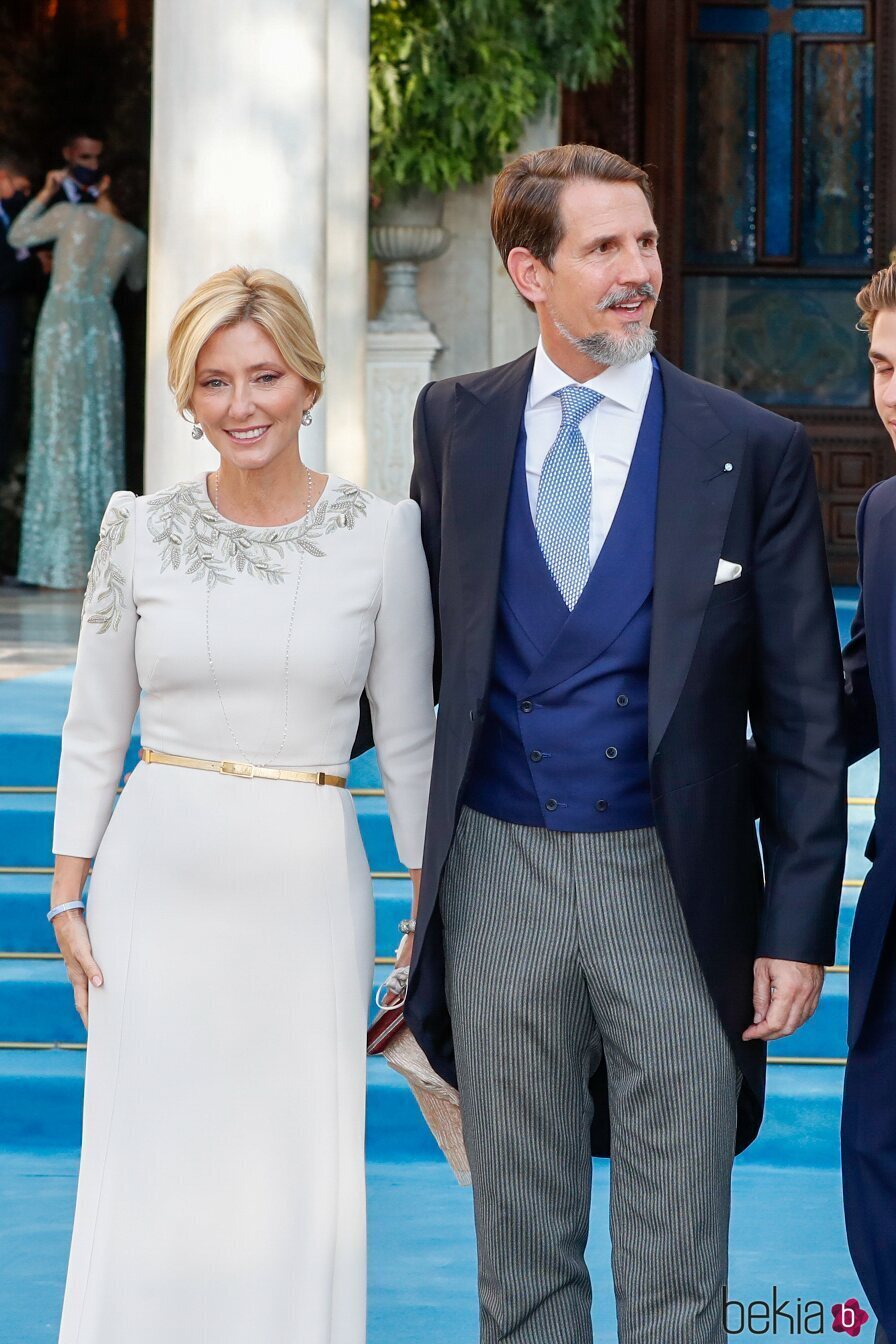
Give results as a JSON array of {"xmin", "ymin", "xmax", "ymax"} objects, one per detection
[{"xmin": 555, "ymin": 315, "xmax": 657, "ymax": 367}]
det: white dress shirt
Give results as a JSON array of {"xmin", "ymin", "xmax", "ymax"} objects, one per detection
[
  {"xmin": 524, "ymin": 340, "xmax": 654, "ymax": 566},
  {"xmin": 61, "ymin": 177, "xmax": 99, "ymax": 204}
]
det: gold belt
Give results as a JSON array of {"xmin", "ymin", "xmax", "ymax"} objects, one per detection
[{"xmin": 139, "ymin": 748, "xmax": 347, "ymax": 788}]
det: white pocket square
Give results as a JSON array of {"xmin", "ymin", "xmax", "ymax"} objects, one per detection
[{"xmin": 714, "ymin": 559, "xmax": 743, "ymax": 586}]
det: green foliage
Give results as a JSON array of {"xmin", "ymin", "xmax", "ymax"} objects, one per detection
[{"xmin": 369, "ymin": 0, "xmax": 627, "ymax": 201}]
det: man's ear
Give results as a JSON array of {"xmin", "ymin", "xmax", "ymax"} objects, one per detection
[{"xmin": 506, "ymin": 247, "xmax": 550, "ymax": 307}]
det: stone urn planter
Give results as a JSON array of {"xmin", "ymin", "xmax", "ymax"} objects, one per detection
[{"xmin": 369, "ymin": 190, "xmax": 450, "ymax": 332}]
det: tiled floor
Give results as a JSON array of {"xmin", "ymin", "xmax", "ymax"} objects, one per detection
[{"xmin": 0, "ymin": 586, "xmax": 81, "ymax": 682}]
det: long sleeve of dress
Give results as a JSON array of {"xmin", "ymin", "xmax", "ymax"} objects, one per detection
[
  {"xmin": 365, "ymin": 499, "xmax": 436, "ymax": 869},
  {"xmin": 125, "ymin": 231, "xmax": 148, "ymax": 292},
  {"xmin": 53, "ymin": 492, "xmax": 141, "ymax": 858},
  {"xmin": 6, "ymin": 198, "xmax": 72, "ymax": 248}
]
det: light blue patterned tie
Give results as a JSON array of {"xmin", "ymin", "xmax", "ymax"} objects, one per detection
[{"xmin": 535, "ymin": 384, "xmax": 603, "ymax": 609}]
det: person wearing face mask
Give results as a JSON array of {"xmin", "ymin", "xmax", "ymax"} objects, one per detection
[
  {"xmin": 30, "ymin": 132, "xmax": 105, "ymax": 281},
  {"xmin": 50, "ymin": 130, "xmax": 105, "ymax": 206},
  {"xmin": 7, "ymin": 165, "xmax": 146, "ymax": 588},
  {"xmin": 0, "ymin": 149, "xmax": 38, "ymax": 487}
]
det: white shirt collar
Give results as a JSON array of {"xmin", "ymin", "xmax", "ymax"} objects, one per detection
[{"xmin": 528, "ymin": 338, "xmax": 652, "ymax": 413}]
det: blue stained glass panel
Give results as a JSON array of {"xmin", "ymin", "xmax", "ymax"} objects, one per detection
[
  {"xmin": 765, "ymin": 33, "xmax": 795, "ymax": 255},
  {"xmin": 683, "ymin": 276, "xmax": 871, "ymax": 407},
  {"xmin": 697, "ymin": 7, "xmax": 769, "ymax": 34},
  {"xmin": 801, "ymin": 43, "xmax": 875, "ymax": 265},
  {"xmin": 793, "ymin": 10, "xmax": 866, "ymax": 35},
  {"xmin": 685, "ymin": 43, "xmax": 759, "ymax": 264}
]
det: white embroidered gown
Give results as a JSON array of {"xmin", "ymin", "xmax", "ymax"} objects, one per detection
[{"xmin": 52, "ymin": 474, "xmax": 436, "ymax": 1344}]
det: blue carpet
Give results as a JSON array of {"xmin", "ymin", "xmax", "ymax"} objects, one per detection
[
  {"xmin": 0, "ymin": 588, "xmax": 883, "ymax": 1339},
  {"xmin": 0, "ymin": 1150, "xmax": 875, "ymax": 1343}
]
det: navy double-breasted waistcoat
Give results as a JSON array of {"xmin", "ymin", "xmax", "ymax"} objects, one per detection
[{"xmin": 464, "ymin": 364, "xmax": 663, "ymax": 833}]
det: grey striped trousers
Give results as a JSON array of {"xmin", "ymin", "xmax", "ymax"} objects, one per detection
[{"xmin": 440, "ymin": 808, "xmax": 739, "ymax": 1344}]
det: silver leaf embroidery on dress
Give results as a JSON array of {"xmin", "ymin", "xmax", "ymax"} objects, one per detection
[
  {"xmin": 145, "ymin": 480, "xmax": 370, "ymax": 587},
  {"xmin": 83, "ymin": 503, "xmax": 131, "ymax": 634}
]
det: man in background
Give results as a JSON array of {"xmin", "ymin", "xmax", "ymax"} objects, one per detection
[
  {"xmin": 34, "ymin": 130, "xmax": 105, "ymax": 279},
  {"xmin": 51, "ymin": 130, "xmax": 105, "ymax": 206},
  {"xmin": 0, "ymin": 148, "xmax": 37, "ymax": 484}
]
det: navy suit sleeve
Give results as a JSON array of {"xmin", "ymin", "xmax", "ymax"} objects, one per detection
[
  {"xmin": 750, "ymin": 422, "xmax": 848, "ymax": 965},
  {"xmin": 843, "ymin": 486, "xmax": 880, "ymax": 765},
  {"xmin": 409, "ymin": 381, "xmax": 442, "ymax": 704}
]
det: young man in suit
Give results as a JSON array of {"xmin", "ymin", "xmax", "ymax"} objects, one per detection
[
  {"xmin": 842, "ymin": 261, "xmax": 896, "ymax": 1344},
  {"xmin": 404, "ymin": 144, "xmax": 848, "ymax": 1343}
]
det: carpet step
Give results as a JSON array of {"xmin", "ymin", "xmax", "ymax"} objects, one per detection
[
  {"xmin": 0, "ymin": 870, "xmax": 864, "ymax": 967},
  {"xmin": 0, "ymin": 1046, "xmax": 847, "ymax": 1170},
  {"xmin": 742, "ymin": 1064, "xmax": 844, "ymax": 1169},
  {"xmin": 0, "ymin": 959, "xmax": 397, "ymax": 1046},
  {"xmin": 0, "ymin": 952, "xmax": 852, "ymax": 1065},
  {"xmin": 0, "ymin": 1048, "xmax": 444, "ymax": 1161},
  {"xmin": 0, "ymin": 874, "xmax": 412, "ymax": 959},
  {"xmin": 0, "ymin": 788, "xmax": 402, "ymax": 873},
  {"xmin": 0, "ymin": 667, "xmax": 392, "ymax": 789}
]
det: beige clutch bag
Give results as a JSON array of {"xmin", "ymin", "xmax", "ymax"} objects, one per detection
[
  {"xmin": 367, "ymin": 966, "xmax": 470, "ymax": 1186},
  {"xmin": 380, "ymin": 1023, "xmax": 471, "ymax": 1187}
]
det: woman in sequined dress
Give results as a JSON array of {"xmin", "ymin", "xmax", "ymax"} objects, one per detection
[{"xmin": 8, "ymin": 167, "xmax": 146, "ymax": 588}]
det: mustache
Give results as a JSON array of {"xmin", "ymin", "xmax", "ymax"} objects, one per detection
[{"xmin": 597, "ymin": 284, "xmax": 659, "ymax": 311}]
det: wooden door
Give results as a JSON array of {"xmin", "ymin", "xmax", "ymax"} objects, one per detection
[{"xmin": 564, "ymin": 0, "xmax": 896, "ymax": 581}]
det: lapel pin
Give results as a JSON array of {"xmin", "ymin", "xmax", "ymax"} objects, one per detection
[{"xmin": 724, "ymin": 463, "xmax": 733, "ymax": 472}]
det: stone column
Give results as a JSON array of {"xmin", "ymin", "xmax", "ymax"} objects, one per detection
[
  {"xmin": 366, "ymin": 328, "xmax": 441, "ymax": 500},
  {"xmin": 366, "ymin": 198, "xmax": 447, "ymax": 501},
  {"xmin": 144, "ymin": 0, "xmax": 369, "ymax": 493}
]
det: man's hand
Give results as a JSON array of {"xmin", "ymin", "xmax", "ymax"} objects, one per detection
[{"xmin": 742, "ymin": 957, "xmax": 825, "ymax": 1042}]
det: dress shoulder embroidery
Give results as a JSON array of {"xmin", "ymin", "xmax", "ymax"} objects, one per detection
[
  {"xmin": 144, "ymin": 480, "xmax": 370, "ymax": 586},
  {"xmin": 83, "ymin": 500, "xmax": 132, "ymax": 634}
]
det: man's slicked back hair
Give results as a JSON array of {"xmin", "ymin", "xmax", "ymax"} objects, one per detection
[{"xmin": 490, "ymin": 143, "xmax": 655, "ymax": 274}]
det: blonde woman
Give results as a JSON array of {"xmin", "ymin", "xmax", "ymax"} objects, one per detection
[{"xmin": 48, "ymin": 267, "xmax": 435, "ymax": 1343}]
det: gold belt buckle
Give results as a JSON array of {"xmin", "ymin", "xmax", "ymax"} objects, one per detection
[
  {"xmin": 220, "ymin": 760, "xmax": 254, "ymax": 778},
  {"xmin": 316, "ymin": 771, "xmax": 327, "ymax": 786}
]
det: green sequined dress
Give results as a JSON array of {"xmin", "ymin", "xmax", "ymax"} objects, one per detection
[{"xmin": 7, "ymin": 198, "xmax": 146, "ymax": 588}]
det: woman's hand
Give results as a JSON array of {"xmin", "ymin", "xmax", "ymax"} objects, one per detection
[
  {"xmin": 50, "ymin": 855, "xmax": 100, "ymax": 1030},
  {"xmin": 53, "ymin": 910, "xmax": 103, "ymax": 1030},
  {"xmin": 382, "ymin": 866, "xmax": 421, "ymax": 1006}
]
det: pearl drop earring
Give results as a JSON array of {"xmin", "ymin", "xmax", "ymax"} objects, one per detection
[{"xmin": 301, "ymin": 409, "xmax": 313, "ymax": 427}]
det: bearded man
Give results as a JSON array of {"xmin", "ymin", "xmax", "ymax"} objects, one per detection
[{"xmin": 402, "ymin": 144, "xmax": 847, "ymax": 1344}]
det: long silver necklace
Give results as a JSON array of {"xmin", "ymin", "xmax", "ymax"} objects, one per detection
[{"xmin": 205, "ymin": 466, "xmax": 313, "ymax": 768}]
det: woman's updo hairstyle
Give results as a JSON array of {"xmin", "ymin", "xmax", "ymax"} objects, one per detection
[{"xmin": 167, "ymin": 266, "xmax": 325, "ymax": 419}]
